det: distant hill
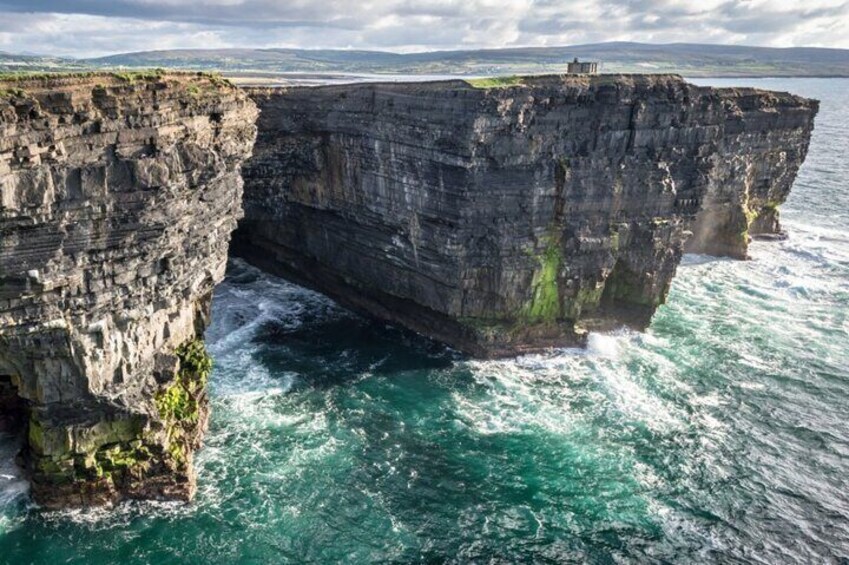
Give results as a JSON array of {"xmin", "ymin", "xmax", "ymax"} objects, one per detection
[
  {"xmin": 0, "ymin": 51, "xmax": 89, "ymax": 74},
  {"xmin": 3, "ymin": 42, "xmax": 849, "ymax": 78},
  {"xmin": 85, "ymin": 42, "xmax": 849, "ymax": 77}
]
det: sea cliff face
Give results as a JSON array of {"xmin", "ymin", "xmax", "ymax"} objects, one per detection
[
  {"xmin": 686, "ymin": 87, "xmax": 817, "ymax": 257},
  {"xmin": 0, "ymin": 72, "xmax": 257, "ymax": 507},
  {"xmin": 238, "ymin": 75, "xmax": 817, "ymax": 357},
  {"xmin": 0, "ymin": 72, "xmax": 816, "ymax": 508}
]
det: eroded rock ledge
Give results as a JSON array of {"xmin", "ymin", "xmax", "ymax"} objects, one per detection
[
  {"xmin": 0, "ymin": 72, "xmax": 257, "ymax": 507},
  {"xmin": 237, "ymin": 75, "xmax": 816, "ymax": 357}
]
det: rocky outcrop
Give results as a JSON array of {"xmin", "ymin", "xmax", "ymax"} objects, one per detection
[
  {"xmin": 0, "ymin": 72, "xmax": 257, "ymax": 508},
  {"xmin": 685, "ymin": 87, "xmax": 817, "ymax": 258},
  {"xmin": 0, "ymin": 71, "xmax": 816, "ymax": 507},
  {"xmin": 238, "ymin": 75, "xmax": 816, "ymax": 357}
]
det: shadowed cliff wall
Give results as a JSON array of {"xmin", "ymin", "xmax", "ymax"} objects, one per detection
[{"xmin": 238, "ymin": 75, "xmax": 816, "ymax": 356}]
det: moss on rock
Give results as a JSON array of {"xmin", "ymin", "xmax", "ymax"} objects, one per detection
[
  {"xmin": 24, "ymin": 338, "xmax": 212, "ymax": 507},
  {"xmin": 566, "ymin": 284, "xmax": 605, "ymax": 319},
  {"xmin": 155, "ymin": 339, "xmax": 211, "ymax": 424},
  {"xmin": 524, "ymin": 238, "xmax": 563, "ymax": 323},
  {"xmin": 154, "ymin": 339, "xmax": 212, "ymax": 468}
]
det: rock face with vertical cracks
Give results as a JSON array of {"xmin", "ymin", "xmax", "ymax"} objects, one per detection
[
  {"xmin": 238, "ymin": 75, "xmax": 816, "ymax": 357},
  {"xmin": 0, "ymin": 73, "xmax": 257, "ymax": 508}
]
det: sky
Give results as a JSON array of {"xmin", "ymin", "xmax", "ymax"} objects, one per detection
[{"xmin": 0, "ymin": 0, "xmax": 847, "ymax": 58}]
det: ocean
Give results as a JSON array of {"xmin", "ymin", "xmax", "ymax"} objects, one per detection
[{"xmin": 0, "ymin": 77, "xmax": 847, "ymax": 563}]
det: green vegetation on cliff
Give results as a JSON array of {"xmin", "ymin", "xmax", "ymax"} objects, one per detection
[
  {"xmin": 465, "ymin": 76, "xmax": 525, "ymax": 89},
  {"xmin": 0, "ymin": 69, "xmax": 231, "ymax": 87},
  {"xmin": 524, "ymin": 239, "xmax": 563, "ymax": 322},
  {"xmin": 155, "ymin": 339, "xmax": 212, "ymax": 465},
  {"xmin": 155, "ymin": 339, "xmax": 211, "ymax": 424}
]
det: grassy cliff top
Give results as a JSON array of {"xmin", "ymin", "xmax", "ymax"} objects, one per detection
[
  {"xmin": 246, "ymin": 72, "xmax": 694, "ymax": 95},
  {"xmin": 0, "ymin": 68, "xmax": 233, "ymax": 89}
]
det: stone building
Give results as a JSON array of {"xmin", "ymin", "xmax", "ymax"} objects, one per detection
[{"xmin": 567, "ymin": 58, "xmax": 599, "ymax": 74}]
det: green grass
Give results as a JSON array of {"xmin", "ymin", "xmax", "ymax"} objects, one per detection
[
  {"xmin": 0, "ymin": 68, "xmax": 229, "ymax": 86},
  {"xmin": 0, "ymin": 69, "xmax": 233, "ymax": 102},
  {"xmin": 0, "ymin": 70, "xmax": 101, "ymax": 82},
  {"xmin": 0, "ymin": 87, "xmax": 25, "ymax": 98},
  {"xmin": 205, "ymin": 71, "xmax": 231, "ymax": 86},
  {"xmin": 111, "ymin": 68, "xmax": 167, "ymax": 82},
  {"xmin": 465, "ymin": 75, "xmax": 526, "ymax": 89},
  {"xmin": 0, "ymin": 69, "xmax": 167, "ymax": 83}
]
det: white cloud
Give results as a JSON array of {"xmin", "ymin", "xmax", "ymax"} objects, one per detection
[{"xmin": 0, "ymin": 0, "xmax": 846, "ymax": 57}]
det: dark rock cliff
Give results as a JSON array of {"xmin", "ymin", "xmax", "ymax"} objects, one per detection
[
  {"xmin": 238, "ymin": 75, "xmax": 816, "ymax": 357},
  {"xmin": 685, "ymin": 87, "xmax": 817, "ymax": 257},
  {"xmin": 0, "ymin": 73, "xmax": 257, "ymax": 507},
  {"xmin": 0, "ymin": 72, "xmax": 816, "ymax": 508}
]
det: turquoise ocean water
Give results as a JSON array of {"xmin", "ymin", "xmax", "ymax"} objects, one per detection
[{"xmin": 0, "ymin": 78, "xmax": 847, "ymax": 563}]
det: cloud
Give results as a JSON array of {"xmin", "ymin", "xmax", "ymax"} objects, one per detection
[{"xmin": 0, "ymin": 0, "xmax": 846, "ymax": 57}]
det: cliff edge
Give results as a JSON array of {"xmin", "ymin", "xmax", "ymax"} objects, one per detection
[
  {"xmin": 0, "ymin": 72, "xmax": 257, "ymax": 507},
  {"xmin": 685, "ymin": 86, "xmax": 817, "ymax": 256}
]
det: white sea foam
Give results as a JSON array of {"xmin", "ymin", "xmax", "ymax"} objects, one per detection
[
  {"xmin": 737, "ymin": 381, "xmax": 767, "ymax": 391},
  {"xmin": 594, "ymin": 363, "xmax": 683, "ymax": 433},
  {"xmin": 207, "ymin": 258, "xmax": 341, "ymax": 353},
  {"xmin": 456, "ymin": 331, "xmax": 689, "ymax": 439},
  {"xmin": 458, "ymin": 355, "xmax": 583, "ymax": 436},
  {"xmin": 0, "ymin": 434, "xmax": 28, "ymax": 534},
  {"xmin": 38, "ymin": 499, "xmax": 195, "ymax": 529},
  {"xmin": 586, "ymin": 332, "xmax": 622, "ymax": 358}
]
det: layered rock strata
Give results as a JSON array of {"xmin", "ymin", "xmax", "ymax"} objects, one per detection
[
  {"xmin": 0, "ymin": 71, "xmax": 816, "ymax": 507},
  {"xmin": 238, "ymin": 75, "xmax": 816, "ymax": 357},
  {"xmin": 685, "ymin": 87, "xmax": 818, "ymax": 257},
  {"xmin": 0, "ymin": 72, "xmax": 257, "ymax": 507}
]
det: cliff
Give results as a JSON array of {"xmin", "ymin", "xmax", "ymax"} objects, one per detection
[
  {"xmin": 238, "ymin": 75, "xmax": 816, "ymax": 357},
  {"xmin": 0, "ymin": 72, "xmax": 257, "ymax": 507},
  {"xmin": 685, "ymin": 87, "xmax": 817, "ymax": 256},
  {"xmin": 0, "ymin": 72, "xmax": 816, "ymax": 508}
]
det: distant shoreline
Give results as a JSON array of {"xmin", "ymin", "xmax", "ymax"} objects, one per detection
[
  {"xmin": 3, "ymin": 69, "xmax": 847, "ymax": 89},
  {"xmin": 224, "ymin": 72, "xmax": 849, "ymax": 88},
  {"xmin": 4, "ymin": 41, "xmax": 848, "ymax": 81}
]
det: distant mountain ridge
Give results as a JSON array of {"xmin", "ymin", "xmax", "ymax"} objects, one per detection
[{"xmin": 3, "ymin": 42, "xmax": 849, "ymax": 77}]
